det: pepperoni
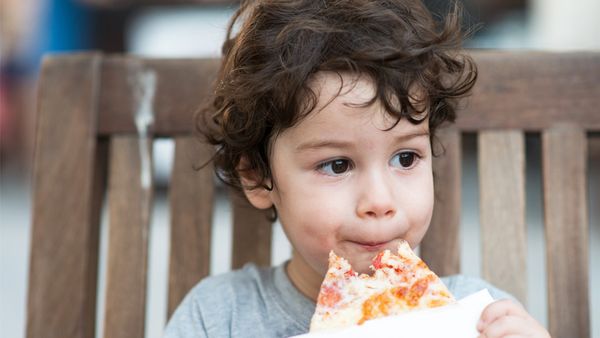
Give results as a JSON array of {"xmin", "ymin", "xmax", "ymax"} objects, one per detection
[
  {"xmin": 359, "ymin": 290, "xmax": 396, "ymax": 325},
  {"xmin": 359, "ymin": 293, "xmax": 384, "ymax": 324},
  {"xmin": 407, "ymin": 277, "xmax": 430, "ymax": 307},
  {"xmin": 318, "ymin": 286, "xmax": 342, "ymax": 307},
  {"xmin": 391, "ymin": 286, "xmax": 408, "ymax": 299},
  {"xmin": 359, "ymin": 299, "xmax": 375, "ymax": 325},
  {"xmin": 377, "ymin": 293, "xmax": 391, "ymax": 316},
  {"xmin": 372, "ymin": 252, "xmax": 385, "ymax": 269},
  {"xmin": 393, "ymin": 267, "xmax": 407, "ymax": 275}
]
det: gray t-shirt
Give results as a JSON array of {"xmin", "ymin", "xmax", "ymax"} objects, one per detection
[{"xmin": 163, "ymin": 262, "xmax": 514, "ymax": 338}]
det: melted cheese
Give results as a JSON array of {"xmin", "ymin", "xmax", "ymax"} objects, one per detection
[{"xmin": 310, "ymin": 241, "xmax": 455, "ymax": 332}]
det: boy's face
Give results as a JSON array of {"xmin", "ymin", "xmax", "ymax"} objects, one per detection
[{"xmin": 246, "ymin": 72, "xmax": 434, "ymax": 276}]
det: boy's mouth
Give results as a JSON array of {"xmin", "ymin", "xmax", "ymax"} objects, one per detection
[{"xmin": 350, "ymin": 240, "xmax": 389, "ymax": 252}]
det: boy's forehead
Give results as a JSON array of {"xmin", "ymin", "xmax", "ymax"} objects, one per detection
[
  {"xmin": 308, "ymin": 71, "xmax": 377, "ymax": 108},
  {"xmin": 307, "ymin": 71, "xmax": 425, "ymax": 114},
  {"xmin": 302, "ymin": 72, "xmax": 422, "ymax": 126},
  {"xmin": 275, "ymin": 72, "xmax": 429, "ymax": 146}
]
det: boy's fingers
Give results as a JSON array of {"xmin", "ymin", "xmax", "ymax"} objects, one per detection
[
  {"xmin": 478, "ymin": 312, "xmax": 551, "ymax": 338},
  {"xmin": 478, "ymin": 315, "xmax": 529, "ymax": 338},
  {"xmin": 478, "ymin": 299, "xmax": 528, "ymax": 329}
]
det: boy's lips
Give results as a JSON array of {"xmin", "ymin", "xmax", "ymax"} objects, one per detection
[{"xmin": 350, "ymin": 240, "xmax": 390, "ymax": 252}]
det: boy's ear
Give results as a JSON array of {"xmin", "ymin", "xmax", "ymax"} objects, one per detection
[{"xmin": 237, "ymin": 157, "xmax": 274, "ymax": 210}]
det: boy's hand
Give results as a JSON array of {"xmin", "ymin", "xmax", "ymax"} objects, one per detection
[{"xmin": 477, "ymin": 299, "xmax": 550, "ymax": 338}]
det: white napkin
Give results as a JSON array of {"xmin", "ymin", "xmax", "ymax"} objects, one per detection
[{"xmin": 290, "ymin": 289, "xmax": 494, "ymax": 338}]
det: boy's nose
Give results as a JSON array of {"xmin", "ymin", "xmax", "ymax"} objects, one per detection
[{"xmin": 356, "ymin": 173, "xmax": 397, "ymax": 219}]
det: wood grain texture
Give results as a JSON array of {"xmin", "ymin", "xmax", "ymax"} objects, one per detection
[
  {"xmin": 590, "ymin": 134, "xmax": 600, "ymax": 164},
  {"xmin": 167, "ymin": 136, "xmax": 215, "ymax": 319},
  {"xmin": 421, "ymin": 127, "xmax": 461, "ymax": 276},
  {"xmin": 103, "ymin": 136, "xmax": 154, "ymax": 338},
  {"xmin": 460, "ymin": 51, "xmax": 600, "ymax": 131},
  {"xmin": 98, "ymin": 57, "xmax": 220, "ymax": 136},
  {"xmin": 542, "ymin": 125, "xmax": 589, "ymax": 338},
  {"xmin": 27, "ymin": 54, "xmax": 104, "ymax": 338},
  {"xmin": 94, "ymin": 52, "xmax": 600, "ymax": 135},
  {"xmin": 478, "ymin": 130, "xmax": 527, "ymax": 304},
  {"xmin": 231, "ymin": 191, "xmax": 273, "ymax": 269}
]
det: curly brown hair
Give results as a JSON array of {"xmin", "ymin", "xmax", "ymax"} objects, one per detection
[{"xmin": 197, "ymin": 0, "xmax": 477, "ymax": 196}]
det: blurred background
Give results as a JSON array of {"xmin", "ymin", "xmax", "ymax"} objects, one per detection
[{"xmin": 1, "ymin": 0, "xmax": 599, "ymax": 337}]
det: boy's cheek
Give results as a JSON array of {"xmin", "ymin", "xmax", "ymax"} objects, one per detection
[
  {"xmin": 290, "ymin": 190, "xmax": 352, "ymax": 226},
  {"xmin": 296, "ymin": 240, "xmax": 336, "ymax": 275}
]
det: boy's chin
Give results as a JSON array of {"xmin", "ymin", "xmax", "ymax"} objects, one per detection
[
  {"xmin": 348, "ymin": 258, "xmax": 376, "ymax": 276},
  {"xmin": 339, "ymin": 249, "xmax": 384, "ymax": 276}
]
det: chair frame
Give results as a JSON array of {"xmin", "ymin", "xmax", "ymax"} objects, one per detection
[{"xmin": 26, "ymin": 51, "xmax": 599, "ymax": 338}]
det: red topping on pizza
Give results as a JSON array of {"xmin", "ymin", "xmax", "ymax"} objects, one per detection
[{"xmin": 309, "ymin": 240, "xmax": 455, "ymax": 332}]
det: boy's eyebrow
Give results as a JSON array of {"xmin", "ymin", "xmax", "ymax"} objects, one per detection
[
  {"xmin": 295, "ymin": 131, "xmax": 430, "ymax": 152},
  {"xmin": 295, "ymin": 140, "xmax": 354, "ymax": 152},
  {"xmin": 393, "ymin": 131, "xmax": 430, "ymax": 142}
]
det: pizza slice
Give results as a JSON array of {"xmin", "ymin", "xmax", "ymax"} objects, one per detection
[{"xmin": 309, "ymin": 240, "xmax": 455, "ymax": 333}]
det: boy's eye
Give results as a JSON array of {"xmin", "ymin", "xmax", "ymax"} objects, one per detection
[
  {"xmin": 318, "ymin": 159, "xmax": 352, "ymax": 175},
  {"xmin": 391, "ymin": 151, "xmax": 419, "ymax": 169}
]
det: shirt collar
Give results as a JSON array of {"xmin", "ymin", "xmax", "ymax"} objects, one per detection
[{"xmin": 270, "ymin": 260, "xmax": 317, "ymax": 330}]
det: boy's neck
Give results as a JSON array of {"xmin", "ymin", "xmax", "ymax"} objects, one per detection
[{"xmin": 286, "ymin": 250, "xmax": 324, "ymax": 302}]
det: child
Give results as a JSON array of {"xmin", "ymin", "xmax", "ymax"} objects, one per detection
[{"xmin": 164, "ymin": 1, "xmax": 550, "ymax": 337}]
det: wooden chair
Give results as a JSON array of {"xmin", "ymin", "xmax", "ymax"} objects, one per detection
[{"xmin": 26, "ymin": 51, "xmax": 599, "ymax": 338}]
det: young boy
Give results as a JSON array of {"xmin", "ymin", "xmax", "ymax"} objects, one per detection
[{"xmin": 165, "ymin": 1, "xmax": 550, "ymax": 337}]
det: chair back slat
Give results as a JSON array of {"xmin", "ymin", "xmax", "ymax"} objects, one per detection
[
  {"xmin": 421, "ymin": 127, "xmax": 461, "ymax": 276},
  {"xmin": 478, "ymin": 130, "xmax": 527, "ymax": 304},
  {"xmin": 231, "ymin": 191, "xmax": 273, "ymax": 269},
  {"xmin": 167, "ymin": 136, "xmax": 215, "ymax": 318},
  {"xmin": 27, "ymin": 54, "xmax": 105, "ymax": 338},
  {"xmin": 542, "ymin": 126, "xmax": 589, "ymax": 338},
  {"xmin": 461, "ymin": 52, "xmax": 600, "ymax": 131},
  {"xmin": 91, "ymin": 53, "xmax": 600, "ymax": 136},
  {"xmin": 98, "ymin": 58, "xmax": 220, "ymax": 136},
  {"xmin": 103, "ymin": 136, "xmax": 153, "ymax": 338}
]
